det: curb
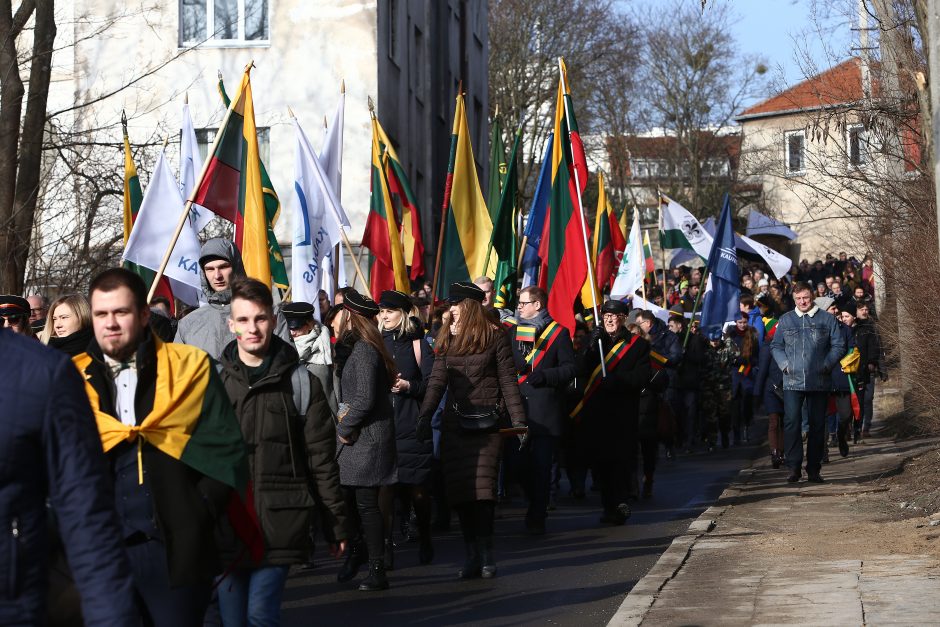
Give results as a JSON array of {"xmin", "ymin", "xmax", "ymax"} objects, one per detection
[{"xmin": 606, "ymin": 466, "xmax": 756, "ymax": 627}]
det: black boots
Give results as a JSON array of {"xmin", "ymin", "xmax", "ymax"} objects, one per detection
[
  {"xmin": 458, "ymin": 540, "xmax": 482, "ymax": 579},
  {"xmin": 418, "ymin": 534, "xmax": 434, "ymax": 565},
  {"xmin": 337, "ymin": 539, "xmax": 368, "ymax": 583},
  {"xmin": 358, "ymin": 560, "xmax": 389, "ymax": 591},
  {"xmin": 384, "ymin": 538, "xmax": 395, "ymax": 571},
  {"xmin": 479, "ymin": 536, "xmax": 497, "ymax": 579},
  {"xmin": 642, "ymin": 474, "xmax": 654, "ymax": 499}
]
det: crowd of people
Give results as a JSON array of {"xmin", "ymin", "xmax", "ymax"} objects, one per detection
[{"xmin": 0, "ymin": 241, "xmax": 887, "ymax": 626}]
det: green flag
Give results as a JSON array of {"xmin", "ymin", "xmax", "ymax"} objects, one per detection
[
  {"xmin": 491, "ymin": 126, "xmax": 521, "ymax": 310},
  {"xmin": 487, "ymin": 113, "xmax": 505, "ymax": 224},
  {"xmin": 218, "ymin": 76, "xmax": 289, "ymax": 290}
]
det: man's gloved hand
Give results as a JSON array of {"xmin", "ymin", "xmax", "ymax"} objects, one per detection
[
  {"xmin": 415, "ymin": 416, "xmax": 433, "ymax": 443},
  {"xmin": 526, "ymin": 370, "xmax": 547, "ymax": 387},
  {"xmin": 590, "ymin": 327, "xmax": 604, "ymax": 346}
]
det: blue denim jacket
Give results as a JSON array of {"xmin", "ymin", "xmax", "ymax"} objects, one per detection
[{"xmin": 770, "ymin": 307, "xmax": 845, "ymax": 391}]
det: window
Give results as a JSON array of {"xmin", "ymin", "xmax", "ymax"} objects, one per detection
[
  {"xmin": 785, "ymin": 130, "xmax": 805, "ymax": 174},
  {"xmin": 848, "ymin": 124, "xmax": 868, "ymax": 166},
  {"xmin": 387, "ymin": 0, "xmax": 400, "ymax": 64},
  {"xmin": 196, "ymin": 127, "xmax": 270, "ymax": 167},
  {"xmin": 179, "ymin": 0, "xmax": 269, "ymax": 45}
]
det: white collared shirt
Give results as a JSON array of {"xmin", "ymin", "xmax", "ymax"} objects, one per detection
[{"xmin": 105, "ymin": 356, "xmax": 138, "ymax": 427}]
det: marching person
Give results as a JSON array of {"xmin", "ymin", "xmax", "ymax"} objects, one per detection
[
  {"xmin": 377, "ymin": 290, "xmax": 435, "ymax": 565},
  {"xmin": 330, "ymin": 291, "xmax": 398, "ymax": 591},
  {"xmin": 854, "ymin": 300, "xmax": 884, "ymax": 439},
  {"xmin": 0, "ymin": 295, "xmax": 33, "ymax": 337},
  {"xmin": 282, "ymin": 301, "xmax": 337, "ymax": 414},
  {"xmin": 217, "ymin": 279, "xmax": 347, "ymax": 624},
  {"xmin": 74, "ymin": 269, "xmax": 249, "ymax": 626},
  {"xmin": 771, "ymin": 281, "xmax": 845, "ymax": 484},
  {"xmin": 511, "ymin": 286, "xmax": 576, "ymax": 535},
  {"xmin": 416, "ymin": 281, "xmax": 526, "ymax": 579},
  {"xmin": 729, "ymin": 312, "xmax": 759, "ymax": 445},
  {"xmin": 0, "ymin": 328, "xmax": 138, "ymax": 626},
  {"xmin": 754, "ymin": 319, "xmax": 785, "ymax": 468},
  {"xmin": 42, "ymin": 294, "xmax": 94, "ymax": 356},
  {"xmin": 573, "ymin": 300, "xmax": 650, "ymax": 525},
  {"xmin": 830, "ymin": 302, "xmax": 859, "ymax": 458},
  {"xmin": 175, "ymin": 238, "xmax": 292, "ymax": 359}
]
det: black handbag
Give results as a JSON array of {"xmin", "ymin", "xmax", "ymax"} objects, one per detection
[{"xmin": 452, "ymin": 401, "xmax": 501, "ymax": 433}]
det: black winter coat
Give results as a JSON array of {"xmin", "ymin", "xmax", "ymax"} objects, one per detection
[
  {"xmin": 577, "ymin": 328, "xmax": 651, "ymax": 461},
  {"xmin": 511, "ymin": 317, "xmax": 577, "ymax": 437},
  {"xmin": 855, "ymin": 319, "xmax": 883, "ymax": 384},
  {"xmin": 754, "ymin": 341, "xmax": 784, "ymax": 415},
  {"xmin": 219, "ymin": 336, "xmax": 347, "ymax": 566},
  {"xmin": 383, "ymin": 328, "xmax": 434, "ymax": 485},
  {"xmin": 676, "ymin": 332, "xmax": 707, "ymax": 390}
]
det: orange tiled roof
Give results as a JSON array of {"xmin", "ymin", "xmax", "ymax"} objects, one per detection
[{"xmin": 737, "ymin": 58, "xmax": 876, "ymax": 120}]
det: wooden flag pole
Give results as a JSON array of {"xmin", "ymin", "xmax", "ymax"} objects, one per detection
[
  {"xmin": 558, "ymin": 58, "xmax": 605, "ymax": 377},
  {"xmin": 350, "ymin": 245, "xmax": 366, "ymax": 290},
  {"xmin": 683, "ymin": 265, "xmax": 709, "ymax": 349},
  {"xmin": 431, "ymin": 82, "xmax": 462, "ymax": 305},
  {"xmin": 146, "ymin": 75, "xmax": 244, "ymax": 303},
  {"xmin": 339, "ymin": 228, "xmax": 369, "ymax": 290}
]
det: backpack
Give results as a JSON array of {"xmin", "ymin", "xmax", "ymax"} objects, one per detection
[{"xmin": 289, "ymin": 363, "xmax": 312, "ymax": 417}]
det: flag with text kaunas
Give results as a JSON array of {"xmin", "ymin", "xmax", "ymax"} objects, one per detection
[
  {"xmin": 491, "ymin": 126, "xmax": 521, "ymax": 310},
  {"xmin": 122, "ymin": 130, "xmax": 174, "ymax": 311},
  {"xmin": 373, "ymin": 116, "xmax": 425, "ymax": 280},
  {"xmin": 435, "ymin": 92, "xmax": 494, "ymax": 299},
  {"xmin": 538, "ymin": 59, "xmax": 589, "ymax": 334},
  {"xmin": 700, "ymin": 194, "xmax": 741, "ymax": 331},
  {"xmin": 362, "ymin": 117, "xmax": 409, "ymax": 298},
  {"xmin": 216, "ymin": 74, "xmax": 288, "ymax": 289}
]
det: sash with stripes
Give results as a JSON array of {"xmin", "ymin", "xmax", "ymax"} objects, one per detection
[
  {"xmin": 569, "ymin": 334, "xmax": 639, "ymax": 419},
  {"xmin": 518, "ymin": 321, "xmax": 563, "ymax": 384}
]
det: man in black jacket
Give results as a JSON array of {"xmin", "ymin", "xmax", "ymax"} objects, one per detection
[
  {"xmin": 511, "ymin": 286, "xmax": 576, "ymax": 535},
  {"xmin": 76, "ymin": 269, "xmax": 248, "ymax": 627},
  {"xmin": 218, "ymin": 279, "xmax": 348, "ymax": 616},
  {"xmin": 854, "ymin": 301, "xmax": 884, "ymax": 439}
]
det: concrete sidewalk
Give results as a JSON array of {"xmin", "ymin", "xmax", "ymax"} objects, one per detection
[{"xmin": 609, "ymin": 428, "xmax": 940, "ymax": 626}]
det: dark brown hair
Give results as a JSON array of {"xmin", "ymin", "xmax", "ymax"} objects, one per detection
[
  {"xmin": 434, "ymin": 299, "xmax": 498, "ymax": 355},
  {"xmin": 520, "ymin": 286, "xmax": 547, "ymax": 308},
  {"xmin": 791, "ymin": 281, "xmax": 814, "ymax": 296},
  {"xmin": 338, "ymin": 309, "xmax": 398, "ymax": 381},
  {"xmin": 89, "ymin": 268, "xmax": 147, "ymax": 310},
  {"xmin": 230, "ymin": 278, "xmax": 274, "ymax": 312}
]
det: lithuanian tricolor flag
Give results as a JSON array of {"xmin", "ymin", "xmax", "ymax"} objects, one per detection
[
  {"xmin": 194, "ymin": 65, "xmax": 271, "ymax": 287},
  {"xmin": 217, "ymin": 75, "xmax": 288, "ymax": 290},
  {"xmin": 538, "ymin": 59, "xmax": 589, "ymax": 333},
  {"xmin": 121, "ymin": 117, "xmax": 174, "ymax": 310},
  {"xmin": 372, "ymin": 116, "xmax": 425, "ymax": 280},
  {"xmin": 643, "ymin": 229, "xmax": 656, "ymax": 286},
  {"xmin": 435, "ymin": 92, "xmax": 494, "ymax": 299},
  {"xmin": 592, "ymin": 172, "xmax": 616, "ymax": 291},
  {"xmin": 362, "ymin": 115, "xmax": 409, "ymax": 297}
]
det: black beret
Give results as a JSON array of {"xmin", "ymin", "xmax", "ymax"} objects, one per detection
[
  {"xmin": 600, "ymin": 299, "xmax": 629, "ymax": 316},
  {"xmin": 281, "ymin": 301, "xmax": 315, "ymax": 329},
  {"xmin": 0, "ymin": 295, "xmax": 29, "ymax": 317},
  {"xmin": 446, "ymin": 281, "xmax": 485, "ymax": 304},
  {"xmin": 343, "ymin": 290, "xmax": 380, "ymax": 318},
  {"xmin": 841, "ymin": 301, "xmax": 857, "ymax": 317},
  {"xmin": 378, "ymin": 290, "xmax": 412, "ymax": 311}
]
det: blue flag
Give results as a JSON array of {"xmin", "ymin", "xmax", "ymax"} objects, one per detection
[
  {"xmin": 520, "ymin": 133, "xmax": 554, "ymax": 288},
  {"xmin": 700, "ymin": 194, "xmax": 740, "ymax": 331}
]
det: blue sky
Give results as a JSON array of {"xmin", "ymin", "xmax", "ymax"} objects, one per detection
[{"xmin": 625, "ymin": 0, "xmax": 857, "ymax": 102}]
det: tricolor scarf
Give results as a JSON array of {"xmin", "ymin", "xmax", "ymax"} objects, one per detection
[
  {"xmin": 518, "ymin": 321, "xmax": 563, "ymax": 384},
  {"xmin": 569, "ymin": 333, "xmax": 639, "ymax": 419}
]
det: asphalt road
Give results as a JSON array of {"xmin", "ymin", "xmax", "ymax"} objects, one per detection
[{"xmin": 282, "ymin": 422, "xmax": 765, "ymax": 626}]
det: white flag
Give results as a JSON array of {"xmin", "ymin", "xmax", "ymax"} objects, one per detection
[
  {"xmin": 123, "ymin": 150, "xmax": 203, "ymax": 305},
  {"xmin": 739, "ymin": 233, "xmax": 793, "ymax": 280},
  {"xmin": 180, "ymin": 102, "xmax": 213, "ymax": 233},
  {"xmin": 659, "ymin": 195, "xmax": 713, "ymax": 260},
  {"xmin": 318, "ymin": 92, "xmax": 349, "ymax": 304},
  {"xmin": 611, "ymin": 209, "xmax": 645, "ymax": 299}
]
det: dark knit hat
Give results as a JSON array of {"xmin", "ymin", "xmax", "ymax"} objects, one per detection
[
  {"xmin": 841, "ymin": 301, "xmax": 857, "ymax": 317},
  {"xmin": 343, "ymin": 290, "xmax": 380, "ymax": 318},
  {"xmin": 281, "ymin": 301, "xmax": 315, "ymax": 329},
  {"xmin": 378, "ymin": 290, "xmax": 412, "ymax": 311},
  {"xmin": 0, "ymin": 295, "xmax": 29, "ymax": 318},
  {"xmin": 446, "ymin": 281, "xmax": 485, "ymax": 304},
  {"xmin": 601, "ymin": 299, "xmax": 629, "ymax": 316}
]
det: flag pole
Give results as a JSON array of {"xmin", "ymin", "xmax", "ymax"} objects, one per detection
[
  {"xmin": 658, "ymin": 192, "xmax": 669, "ymax": 299},
  {"xmin": 558, "ymin": 58, "xmax": 605, "ymax": 377},
  {"xmin": 431, "ymin": 82, "xmax": 462, "ymax": 305},
  {"xmin": 146, "ymin": 66, "xmax": 247, "ymax": 303},
  {"xmin": 683, "ymin": 265, "xmax": 709, "ymax": 348}
]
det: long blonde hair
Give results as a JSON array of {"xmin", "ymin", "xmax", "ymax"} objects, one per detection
[
  {"xmin": 378, "ymin": 306, "xmax": 421, "ymax": 339},
  {"xmin": 41, "ymin": 294, "xmax": 91, "ymax": 343},
  {"xmin": 434, "ymin": 299, "xmax": 498, "ymax": 355}
]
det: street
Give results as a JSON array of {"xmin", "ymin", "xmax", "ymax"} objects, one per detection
[{"xmin": 282, "ymin": 422, "xmax": 765, "ymax": 626}]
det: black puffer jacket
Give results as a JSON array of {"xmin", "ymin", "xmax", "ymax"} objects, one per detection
[
  {"xmin": 383, "ymin": 327, "xmax": 434, "ymax": 485},
  {"xmin": 219, "ymin": 336, "xmax": 346, "ymax": 565}
]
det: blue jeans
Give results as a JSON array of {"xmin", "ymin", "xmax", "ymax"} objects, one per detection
[
  {"xmin": 217, "ymin": 565, "xmax": 290, "ymax": 627},
  {"xmin": 783, "ymin": 390, "xmax": 827, "ymax": 475}
]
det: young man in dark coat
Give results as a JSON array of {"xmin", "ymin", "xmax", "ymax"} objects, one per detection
[
  {"xmin": 0, "ymin": 329, "xmax": 137, "ymax": 626},
  {"xmin": 854, "ymin": 301, "xmax": 884, "ymax": 439},
  {"xmin": 575, "ymin": 300, "xmax": 650, "ymax": 525},
  {"xmin": 511, "ymin": 286, "xmax": 576, "ymax": 535},
  {"xmin": 74, "ymin": 269, "xmax": 249, "ymax": 627},
  {"xmin": 218, "ymin": 278, "xmax": 347, "ymax": 623}
]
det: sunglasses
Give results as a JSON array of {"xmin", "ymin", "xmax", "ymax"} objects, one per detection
[{"xmin": 1, "ymin": 314, "xmax": 26, "ymax": 325}]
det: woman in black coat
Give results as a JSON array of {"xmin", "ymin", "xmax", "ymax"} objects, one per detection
[
  {"xmin": 754, "ymin": 321, "xmax": 785, "ymax": 468},
  {"xmin": 378, "ymin": 291, "xmax": 435, "ymax": 566}
]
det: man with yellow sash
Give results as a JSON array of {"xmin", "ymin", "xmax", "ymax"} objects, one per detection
[
  {"xmin": 572, "ymin": 300, "xmax": 650, "ymax": 526},
  {"xmin": 74, "ymin": 269, "xmax": 249, "ymax": 627},
  {"xmin": 511, "ymin": 286, "xmax": 576, "ymax": 535}
]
